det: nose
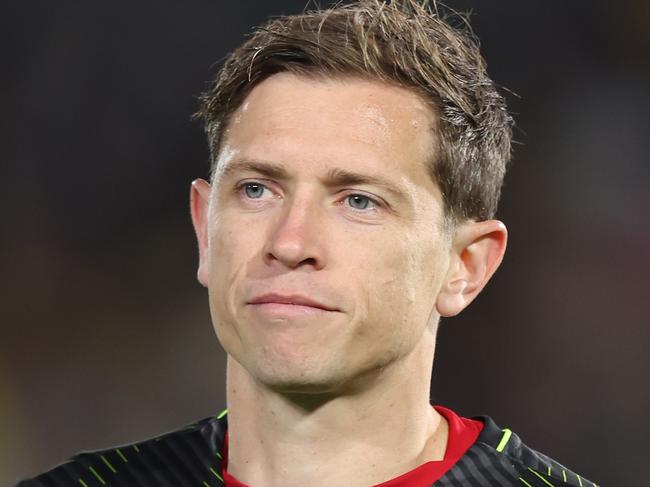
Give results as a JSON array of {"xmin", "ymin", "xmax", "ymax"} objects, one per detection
[{"xmin": 263, "ymin": 194, "xmax": 326, "ymax": 270}]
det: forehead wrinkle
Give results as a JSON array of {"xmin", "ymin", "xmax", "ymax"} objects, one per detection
[{"xmin": 229, "ymin": 75, "xmax": 435, "ymax": 149}]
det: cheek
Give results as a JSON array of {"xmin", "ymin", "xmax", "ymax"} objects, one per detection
[
  {"xmin": 206, "ymin": 216, "xmax": 255, "ymax": 354},
  {"xmin": 209, "ymin": 210, "xmax": 257, "ymax": 270},
  {"xmin": 362, "ymin": 231, "xmax": 442, "ymax": 334},
  {"xmin": 207, "ymin": 215, "xmax": 252, "ymax": 310}
]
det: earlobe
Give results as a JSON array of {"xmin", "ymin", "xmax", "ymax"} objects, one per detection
[
  {"xmin": 190, "ymin": 178, "xmax": 212, "ymax": 288},
  {"xmin": 436, "ymin": 220, "xmax": 507, "ymax": 317}
]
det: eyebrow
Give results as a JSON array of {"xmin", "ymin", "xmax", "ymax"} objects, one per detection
[
  {"xmin": 219, "ymin": 160, "xmax": 288, "ymax": 181},
  {"xmin": 219, "ymin": 159, "xmax": 408, "ymax": 201},
  {"xmin": 323, "ymin": 167, "xmax": 407, "ymax": 200}
]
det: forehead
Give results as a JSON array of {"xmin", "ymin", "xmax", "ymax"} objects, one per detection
[{"xmin": 222, "ymin": 72, "xmax": 438, "ymax": 183}]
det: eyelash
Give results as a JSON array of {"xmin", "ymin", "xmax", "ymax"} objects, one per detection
[{"xmin": 235, "ymin": 181, "xmax": 383, "ymax": 212}]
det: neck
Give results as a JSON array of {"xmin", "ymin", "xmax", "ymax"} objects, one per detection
[{"xmin": 225, "ymin": 334, "xmax": 447, "ymax": 487}]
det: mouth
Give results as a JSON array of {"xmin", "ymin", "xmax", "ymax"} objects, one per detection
[{"xmin": 247, "ymin": 293, "xmax": 339, "ymax": 314}]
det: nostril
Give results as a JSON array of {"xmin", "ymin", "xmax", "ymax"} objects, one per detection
[
  {"xmin": 300, "ymin": 257, "xmax": 317, "ymax": 267},
  {"xmin": 264, "ymin": 250, "xmax": 320, "ymax": 270}
]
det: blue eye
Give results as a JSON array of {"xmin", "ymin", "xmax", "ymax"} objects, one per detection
[
  {"xmin": 243, "ymin": 183, "xmax": 267, "ymax": 199},
  {"xmin": 347, "ymin": 194, "xmax": 375, "ymax": 210}
]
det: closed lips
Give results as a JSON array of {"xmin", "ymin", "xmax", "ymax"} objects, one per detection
[{"xmin": 248, "ymin": 294, "xmax": 338, "ymax": 311}]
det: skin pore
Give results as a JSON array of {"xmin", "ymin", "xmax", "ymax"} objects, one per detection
[{"xmin": 190, "ymin": 73, "xmax": 507, "ymax": 487}]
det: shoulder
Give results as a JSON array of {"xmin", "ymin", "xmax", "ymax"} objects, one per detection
[
  {"xmin": 437, "ymin": 415, "xmax": 599, "ymax": 487},
  {"xmin": 15, "ymin": 413, "xmax": 228, "ymax": 487}
]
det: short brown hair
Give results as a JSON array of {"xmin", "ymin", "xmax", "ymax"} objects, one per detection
[{"xmin": 196, "ymin": 0, "xmax": 513, "ymax": 224}]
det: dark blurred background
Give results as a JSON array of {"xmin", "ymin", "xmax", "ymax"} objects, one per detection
[{"xmin": 2, "ymin": 1, "xmax": 648, "ymax": 485}]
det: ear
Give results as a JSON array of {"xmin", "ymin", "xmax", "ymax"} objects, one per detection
[
  {"xmin": 436, "ymin": 220, "xmax": 507, "ymax": 317},
  {"xmin": 190, "ymin": 178, "xmax": 212, "ymax": 288}
]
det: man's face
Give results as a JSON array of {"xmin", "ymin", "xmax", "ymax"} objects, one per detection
[{"xmin": 200, "ymin": 73, "xmax": 452, "ymax": 393}]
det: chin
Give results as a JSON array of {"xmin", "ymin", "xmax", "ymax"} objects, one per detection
[{"xmin": 251, "ymin": 359, "xmax": 345, "ymax": 396}]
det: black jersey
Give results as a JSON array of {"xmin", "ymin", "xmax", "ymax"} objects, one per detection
[{"xmin": 17, "ymin": 410, "xmax": 597, "ymax": 487}]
